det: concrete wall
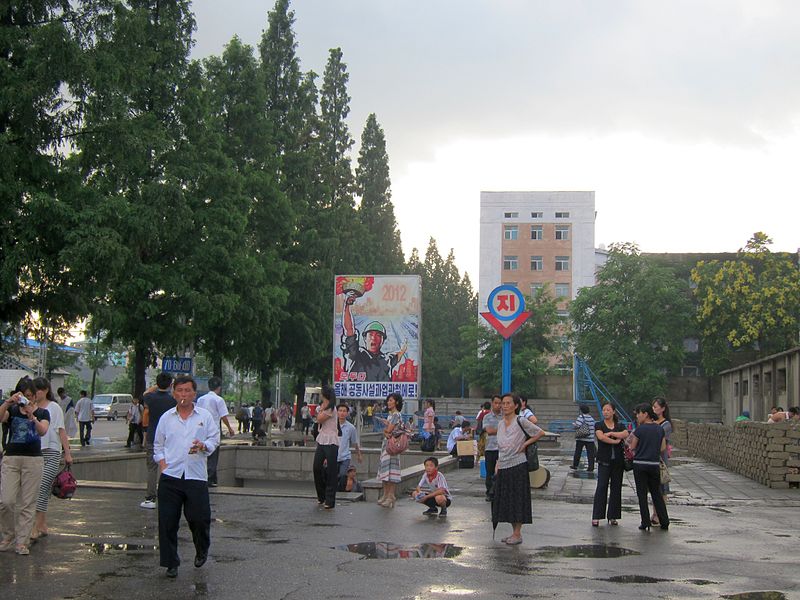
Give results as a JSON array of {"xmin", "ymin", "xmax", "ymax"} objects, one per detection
[{"xmin": 673, "ymin": 418, "xmax": 800, "ymax": 489}]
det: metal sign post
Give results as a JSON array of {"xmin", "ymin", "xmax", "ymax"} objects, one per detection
[{"xmin": 480, "ymin": 285, "xmax": 532, "ymax": 394}]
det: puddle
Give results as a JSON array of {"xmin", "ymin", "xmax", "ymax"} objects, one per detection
[
  {"xmin": 604, "ymin": 575, "xmax": 669, "ymax": 584},
  {"xmin": 570, "ymin": 471, "xmax": 596, "ymax": 480},
  {"xmin": 335, "ymin": 542, "xmax": 463, "ymax": 559},
  {"xmin": 86, "ymin": 542, "xmax": 158, "ymax": 555},
  {"xmin": 708, "ymin": 507, "xmax": 732, "ymax": 514},
  {"xmin": 685, "ymin": 579, "xmax": 718, "ymax": 586},
  {"xmin": 722, "ymin": 593, "xmax": 787, "ymax": 600},
  {"xmin": 686, "ymin": 540, "xmax": 711, "ymax": 544},
  {"xmin": 536, "ymin": 545, "xmax": 640, "ymax": 559},
  {"xmin": 773, "ymin": 534, "xmax": 791, "ymax": 538},
  {"xmin": 308, "ymin": 523, "xmax": 340, "ymax": 527}
]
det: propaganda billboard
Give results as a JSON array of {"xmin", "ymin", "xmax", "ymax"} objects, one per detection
[{"xmin": 333, "ymin": 275, "xmax": 421, "ymax": 401}]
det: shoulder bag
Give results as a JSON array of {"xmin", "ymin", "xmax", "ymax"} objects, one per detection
[
  {"xmin": 516, "ymin": 417, "xmax": 539, "ymax": 472},
  {"xmin": 659, "ymin": 460, "xmax": 671, "ymax": 484}
]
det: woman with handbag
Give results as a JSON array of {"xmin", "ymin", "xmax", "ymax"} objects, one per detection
[
  {"xmin": 628, "ymin": 403, "xmax": 669, "ymax": 531},
  {"xmin": 491, "ymin": 393, "xmax": 544, "ymax": 545},
  {"xmin": 571, "ymin": 405, "xmax": 596, "ymax": 472},
  {"xmin": 31, "ymin": 378, "xmax": 73, "ymax": 539},
  {"xmin": 591, "ymin": 403, "xmax": 628, "ymax": 527},
  {"xmin": 376, "ymin": 393, "xmax": 404, "ymax": 508},
  {"xmin": 312, "ymin": 387, "xmax": 340, "ymax": 509},
  {"xmin": 651, "ymin": 397, "xmax": 672, "ymax": 526}
]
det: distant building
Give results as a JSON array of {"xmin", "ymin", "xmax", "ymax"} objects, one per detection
[{"xmin": 479, "ymin": 191, "xmax": 605, "ymax": 367}]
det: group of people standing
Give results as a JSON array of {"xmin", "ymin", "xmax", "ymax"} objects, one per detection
[{"xmin": 0, "ymin": 376, "xmax": 72, "ymax": 556}]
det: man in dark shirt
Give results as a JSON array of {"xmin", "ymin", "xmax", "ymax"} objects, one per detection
[{"xmin": 140, "ymin": 372, "xmax": 175, "ymax": 509}]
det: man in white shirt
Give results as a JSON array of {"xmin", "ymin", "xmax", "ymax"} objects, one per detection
[
  {"xmin": 336, "ymin": 403, "xmax": 362, "ymax": 479},
  {"xmin": 446, "ymin": 421, "xmax": 472, "ymax": 456},
  {"xmin": 154, "ymin": 375, "xmax": 219, "ymax": 578},
  {"xmin": 74, "ymin": 390, "xmax": 94, "ymax": 446},
  {"xmin": 195, "ymin": 377, "xmax": 235, "ymax": 487}
]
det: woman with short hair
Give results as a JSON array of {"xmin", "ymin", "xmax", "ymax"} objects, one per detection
[
  {"xmin": 591, "ymin": 403, "xmax": 628, "ymax": 526},
  {"xmin": 0, "ymin": 376, "xmax": 50, "ymax": 555},
  {"xmin": 628, "ymin": 403, "xmax": 669, "ymax": 531},
  {"xmin": 491, "ymin": 393, "xmax": 544, "ymax": 545}
]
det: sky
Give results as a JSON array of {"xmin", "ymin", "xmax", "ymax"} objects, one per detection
[{"xmin": 191, "ymin": 0, "xmax": 800, "ymax": 282}]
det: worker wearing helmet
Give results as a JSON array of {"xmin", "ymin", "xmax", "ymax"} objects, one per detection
[{"xmin": 342, "ymin": 291, "xmax": 407, "ymax": 381}]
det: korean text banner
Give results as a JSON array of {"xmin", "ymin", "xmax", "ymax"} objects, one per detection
[{"xmin": 333, "ymin": 275, "xmax": 421, "ymax": 400}]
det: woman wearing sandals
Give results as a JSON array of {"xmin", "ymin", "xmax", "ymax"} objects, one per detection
[
  {"xmin": 32, "ymin": 377, "xmax": 73, "ymax": 539},
  {"xmin": 376, "ymin": 393, "xmax": 404, "ymax": 508},
  {"xmin": 0, "ymin": 377, "xmax": 50, "ymax": 555},
  {"xmin": 628, "ymin": 403, "xmax": 669, "ymax": 531},
  {"xmin": 591, "ymin": 403, "xmax": 628, "ymax": 527},
  {"xmin": 492, "ymin": 393, "xmax": 544, "ymax": 545},
  {"xmin": 312, "ymin": 386, "xmax": 340, "ymax": 510},
  {"xmin": 651, "ymin": 397, "xmax": 672, "ymax": 527}
]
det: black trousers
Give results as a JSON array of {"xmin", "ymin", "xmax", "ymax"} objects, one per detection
[
  {"xmin": 313, "ymin": 444, "xmax": 339, "ymax": 507},
  {"xmin": 206, "ymin": 446, "xmax": 220, "ymax": 484},
  {"xmin": 422, "ymin": 497, "xmax": 451, "ymax": 510},
  {"xmin": 484, "ymin": 450, "xmax": 499, "ymax": 497},
  {"xmin": 573, "ymin": 440, "xmax": 596, "ymax": 470},
  {"xmin": 592, "ymin": 461, "xmax": 624, "ymax": 520},
  {"xmin": 79, "ymin": 421, "xmax": 92, "ymax": 445},
  {"xmin": 157, "ymin": 474, "xmax": 211, "ymax": 568},
  {"xmin": 126, "ymin": 423, "xmax": 143, "ymax": 446},
  {"xmin": 633, "ymin": 465, "xmax": 669, "ymax": 527}
]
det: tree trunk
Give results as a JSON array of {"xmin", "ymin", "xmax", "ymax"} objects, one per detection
[
  {"xmin": 134, "ymin": 343, "xmax": 148, "ymax": 399},
  {"xmin": 91, "ymin": 369, "xmax": 98, "ymax": 398},
  {"xmin": 259, "ymin": 365, "xmax": 271, "ymax": 406},
  {"xmin": 294, "ymin": 375, "xmax": 306, "ymax": 431},
  {"xmin": 213, "ymin": 355, "xmax": 223, "ymax": 378}
]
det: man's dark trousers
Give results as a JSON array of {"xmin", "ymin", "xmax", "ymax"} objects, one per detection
[
  {"xmin": 484, "ymin": 449, "xmax": 499, "ymax": 498},
  {"xmin": 157, "ymin": 474, "xmax": 211, "ymax": 568},
  {"xmin": 207, "ymin": 447, "xmax": 220, "ymax": 485},
  {"xmin": 79, "ymin": 421, "xmax": 92, "ymax": 446}
]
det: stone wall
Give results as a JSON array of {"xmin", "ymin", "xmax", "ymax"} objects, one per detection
[{"xmin": 673, "ymin": 418, "xmax": 800, "ymax": 489}]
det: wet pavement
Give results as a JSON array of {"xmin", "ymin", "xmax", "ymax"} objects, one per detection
[{"xmin": 2, "ymin": 445, "xmax": 799, "ymax": 599}]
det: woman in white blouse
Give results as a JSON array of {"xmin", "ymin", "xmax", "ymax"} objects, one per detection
[{"xmin": 491, "ymin": 393, "xmax": 544, "ymax": 545}]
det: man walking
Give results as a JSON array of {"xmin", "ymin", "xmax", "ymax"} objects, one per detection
[
  {"xmin": 74, "ymin": 390, "xmax": 94, "ymax": 446},
  {"xmin": 481, "ymin": 395, "xmax": 502, "ymax": 501},
  {"xmin": 195, "ymin": 377, "xmax": 235, "ymax": 487},
  {"xmin": 140, "ymin": 372, "xmax": 175, "ymax": 509},
  {"xmin": 125, "ymin": 396, "xmax": 144, "ymax": 448},
  {"xmin": 154, "ymin": 375, "xmax": 218, "ymax": 578},
  {"xmin": 337, "ymin": 403, "xmax": 362, "ymax": 479}
]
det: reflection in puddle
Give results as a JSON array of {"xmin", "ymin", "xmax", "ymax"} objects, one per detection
[
  {"xmin": 86, "ymin": 543, "xmax": 157, "ymax": 555},
  {"xmin": 722, "ymin": 593, "xmax": 787, "ymax": 600},
  {"xmin": 336, "ymin": 541, "xmax": 463, "ymax": 559},
  {"xmin": 604, "ymin": 575, "xmax": 669, "ymax": 584},
  {"xmin": 536, "ymin": 545, "xmax": 640, "ymax": 559},
  {"xmin": 686, "ymin": 579, "xmax": 718, "ymax": 586}
]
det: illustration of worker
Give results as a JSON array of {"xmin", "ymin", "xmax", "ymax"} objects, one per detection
[{"xmin": 341, "ymin": 291, "xmax": 407, "ymax": 382}]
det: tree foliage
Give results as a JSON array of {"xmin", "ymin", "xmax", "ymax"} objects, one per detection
[
  {"xmin": 691, "ymin": 232, "xmax": 800, "ymax": 374},
  {"xmin": 571, "ymin": 243, "xmax": 691, "ymax": 407}
]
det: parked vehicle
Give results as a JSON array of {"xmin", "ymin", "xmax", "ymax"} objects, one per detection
[{"xmin": 92, "ymin": 393, "xmax": 134, "ymax": 421}]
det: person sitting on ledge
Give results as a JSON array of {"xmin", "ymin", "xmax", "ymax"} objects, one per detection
[
  {"xmin": 768, "ymin": 407, "xmax": 788, "ymax": 423},
  {"xmin": 447, "ymin": 421, "xmax": 472, "ymax": 457},
  {"xmin": 735, "ymin": 410, "xmax": 751, "ymax": 422}
]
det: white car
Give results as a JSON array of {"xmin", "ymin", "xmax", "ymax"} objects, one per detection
[{"xmin": 92, "ymin": 393, "xmax": 133, "ymax": 421}]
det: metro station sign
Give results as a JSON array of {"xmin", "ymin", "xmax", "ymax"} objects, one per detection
[{"xmin": 480, "ymin": 285, "xmax": 531, "ymax": 339}]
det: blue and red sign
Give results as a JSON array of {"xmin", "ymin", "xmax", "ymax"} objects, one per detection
[{"xmin": 481, "ymin": 285, "xmax": 531, "ymax": 339}]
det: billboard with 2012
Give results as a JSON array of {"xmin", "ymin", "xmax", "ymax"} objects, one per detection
[{"xmin": 333, "ymin": 275, "xmax": 421, "ymax": 400}]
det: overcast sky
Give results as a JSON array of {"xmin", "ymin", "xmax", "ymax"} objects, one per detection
[{"xmin": 191, "ymin": 0, "xmax": 800, "ymax": 282}]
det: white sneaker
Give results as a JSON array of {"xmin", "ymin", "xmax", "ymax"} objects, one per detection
[{"xmin": 140, "ymin": 500, "xmax": 156, "ymax": 509}]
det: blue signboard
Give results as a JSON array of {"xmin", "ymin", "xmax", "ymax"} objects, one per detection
[{"xmin": 162, "ymin": 356, "xmax": 193, "ymax": 374}]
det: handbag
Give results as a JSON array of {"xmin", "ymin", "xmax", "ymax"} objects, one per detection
[
  {"xmin": 386, "ymin": 428, "xmax": 409, "ymax": 455},
  {"xmin": 516, "ymin": 417, "xmax": 539, "ymax": 472},
  {"xmin": 52, "ymin": 465, "xmax": 78, "ymax": 499},
  {"xmin": 623, "ymin": 444, "xmax": 635, "ymax": 471},
  {"xmin": 659, "ymin": 460, "xmax": 671, "ymax": 484},
  {"xmin": 574, "ymin": 419, "xmax": 591, "ymax": 438}
]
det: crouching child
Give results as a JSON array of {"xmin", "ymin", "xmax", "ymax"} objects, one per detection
[{"xmin": 412, "ymin": 456, "xmax": 452, "ymax": 517}]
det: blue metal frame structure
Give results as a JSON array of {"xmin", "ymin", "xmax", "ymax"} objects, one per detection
[{"xmin": 573, "ymin": 354, "xmax": 633, "ymax": 426}]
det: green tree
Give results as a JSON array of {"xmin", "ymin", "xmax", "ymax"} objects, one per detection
[
  {"xmin": 458, "ymin": 289, "xmax": 559, "ymax": 398},
  {"xmin": 73, "ymin": 0, "xmax": 197, "ymax": 397},
  {"xmin": 355, "ymin": 113, "xmax": 405, "ymax": 274},
  {"xmin": 692, "ymin": 232, "xmax": 800, "ymax": 374},
  {"xmin": 571, "ymin": 243, "xmax": 692, "ymax": 408}
]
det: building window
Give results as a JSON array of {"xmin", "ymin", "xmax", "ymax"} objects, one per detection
[
  {"xmin": 555, "ymin": 256, "xmax": 570, "ymax": 271},
  {"xmin": 681, "ymin": 366, "xmax": 700, "ymax": 377},
  {"xmin": 752, "ymin": 374, "xmax": 760, "ymax": 395},
  {"xmin": 733, "ymin": 382, "xmax": 739, "ymax": 397},
  {"xmin": 504, "ymin": 211, "xmax": 518, "ymax": 219},
  {"xmin": 557, "ymin": 309, "xmax": 569, "ymax": 323},
  {"xmin": 742, "ymin": 380, "xmax": 749, "ymax": 396},
  {"xmin": 778, "ymin": 368, "xmax": 787, "ymax": 394},
  {"xmin": 530, "ymin": 225, "xmax": 542, "ymax": 240},
  {"xmin": 503, "ymin": 256, "xmax": 518, "ymax": 270},
  {"xmin": 504, "ymin": 225, "xmax": 518, "ymax": 240},
  {"xmin": 558, "ymin": 335, "xmax": 570, "ymax": 352},
  {"xmin": 531, "ymin": 211, "xmax": 543, "ymax": 218},
  {"xmin": 530, "ymin": 256, "xmax": 543, "ymax": 271},
  {"xmin": 555, "ymin": 211, "xmax": 570, "ymax": 218},
  {"xmin": 505, "ymin": 281, "xmax": 518, "ymax": 288},
  {"xmin": 683, "ymin": 338, "xmax": 700, "ymax": 353},
  {"xmin": 530, "ymin": 283, "xmax": 544, "ymax": 296},
  {"xmin": 555, "ymin": 283, "xmax": 570, "ymax": 298},
  {"xmin": 555, "ymin": 225, "xmax": 570, "ymax": 240}
]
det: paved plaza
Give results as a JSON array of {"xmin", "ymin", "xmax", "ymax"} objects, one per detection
[{"xmin": 1, "ymin": 442, "xmax": 798, "ymax": 600}]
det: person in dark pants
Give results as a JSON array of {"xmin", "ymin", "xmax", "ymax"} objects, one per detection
[
  {"xmin": 74, "ymin": 391, "xmax": 93, "ymax": 446},
  {"xmin": 312, "ymin": 387, "xmax": 340, "ymax": 509},
  {"xmin": 591, "ymin": 403, "xmax": 629, "ymax": 526},
  {"xmin": 571, "ymin": 405, "xmax": 596, "ymax": 471},
  {"xmin": 140, "ymin": 373, "xmax": 175, "ymax": 510},
  {"xmin": 481, "ymin": 395, "xmax": 502, "ymax": 501},
  {"xmin": 153, "ymin": 375, "xmax": 219, "ymax": 578},
  {"xmin": 628, "ymin": 403, "xmax": 669, "ymax": 531}
]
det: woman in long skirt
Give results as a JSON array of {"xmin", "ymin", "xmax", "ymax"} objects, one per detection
[
  {"xmin": 491, "ymin": 393, "xmax": 544, "ymax": 545},
  {"xmin": 376, "ymin": 393, "xmax": 403, "ymax": 508}
]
